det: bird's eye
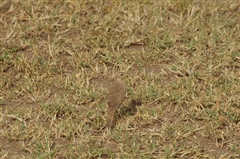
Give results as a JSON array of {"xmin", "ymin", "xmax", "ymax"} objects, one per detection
[{"xmin": 118, "ymin": 72, "xmax": 124, "ymax": 76}]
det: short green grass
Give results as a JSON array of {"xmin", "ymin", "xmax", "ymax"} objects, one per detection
[{"xmin": 1, "ymin": 0, "xmax": 240, "ymax": 158}]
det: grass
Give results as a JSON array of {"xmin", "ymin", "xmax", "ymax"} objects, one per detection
[{"xmin": 1, "ymin": 0, "xmax": 240, "ymax": 158}]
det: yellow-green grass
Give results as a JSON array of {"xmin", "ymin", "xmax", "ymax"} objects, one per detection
[{"xmin": 1, "ymin": 0, "xmax": 240, "ymax": 158}]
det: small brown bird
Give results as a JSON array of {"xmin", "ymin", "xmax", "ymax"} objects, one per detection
[{"xmin": 106, "ymin": 72, "xmax": 126, "ymax": 128}]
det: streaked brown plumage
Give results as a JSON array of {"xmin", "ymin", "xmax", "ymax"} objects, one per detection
[{"xmin": 106, "ymin": 72, "xmax": 126, "ymax": 128}]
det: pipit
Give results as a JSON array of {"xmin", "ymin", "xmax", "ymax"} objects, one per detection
[{"xmin": 106, "ymin": 72, "xmax": 126, "ymax": 128}]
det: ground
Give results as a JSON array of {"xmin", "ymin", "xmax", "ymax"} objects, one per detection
[{"xmin": 1, "ymin": 0, "xmax": 240, "ymax": 158}]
